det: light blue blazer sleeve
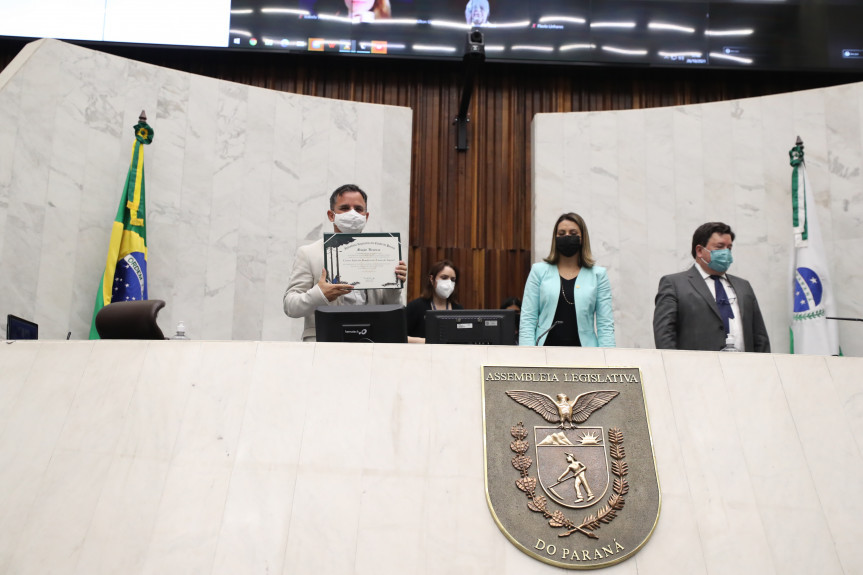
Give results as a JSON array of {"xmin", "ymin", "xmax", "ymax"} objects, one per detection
[
  {"xmin": 519, "ymin": 262, "xmax": 615, "ymax": 347},
  {"xmin": 582, "ymin": 266, "xmax": 615, "ymax": 348},
  {"xmin": 518, "ymin": 263, "xmax": 547, "ymax": 346}
]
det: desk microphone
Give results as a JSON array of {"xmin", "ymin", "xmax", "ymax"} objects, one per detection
[{"xmin": 535, "ymin": 321, "xmax": 563, "ymax": 346}]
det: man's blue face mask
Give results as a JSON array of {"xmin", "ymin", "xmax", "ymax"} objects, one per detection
[{"xmin": 703, "ymin": 247, "xmax": 733, "ymax": 273}]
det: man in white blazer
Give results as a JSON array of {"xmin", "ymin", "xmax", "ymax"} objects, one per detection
[{"xmin": 283, "ymin": 184, "xmax": 407, "ymax": 341}]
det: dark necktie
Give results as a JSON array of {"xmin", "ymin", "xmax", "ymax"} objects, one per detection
[{"xmin": 710, "ymin": 275, "xmax": 735, "ymax": 334}]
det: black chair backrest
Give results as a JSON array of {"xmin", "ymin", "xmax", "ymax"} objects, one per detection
[{"xmin": 95, "ymin": 300, "xmax": 166, "ymax": 340}]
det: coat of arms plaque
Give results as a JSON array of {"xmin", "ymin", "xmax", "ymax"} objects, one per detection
[{"xmin": 483, "ymin": 366, "xmax": 660, "ymax": 569}]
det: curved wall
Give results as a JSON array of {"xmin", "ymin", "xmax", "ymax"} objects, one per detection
[
  {"xmin": 0, "ymin": 39, "xmax": 412, "ymax": 341},
  {"xmin": 533, "ymin": 84, "xmax": 863, "ymax": 355}
]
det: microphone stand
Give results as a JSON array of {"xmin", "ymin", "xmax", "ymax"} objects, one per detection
[{"xmin": 536, "ymin": 321, "xmax": 563, "ymax": 346}]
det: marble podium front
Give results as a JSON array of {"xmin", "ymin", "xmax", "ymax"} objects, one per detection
[{"xmin": 0, "ymin": 341, "xmax": 860, "ymax": 574}]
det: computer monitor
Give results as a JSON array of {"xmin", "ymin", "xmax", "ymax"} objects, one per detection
[
  {"xmin": 6, "ymin": 314, "xmax": 38, "ymax": 340},
  {"xmin": 315, "ymin": 304, "xmax": 407, "ymax": 343},
  {"xmin": 425, "ymin": 309, "xmax": 517, "ymax": 345}
]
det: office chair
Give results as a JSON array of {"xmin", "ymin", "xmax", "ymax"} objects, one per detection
[{"xmin": 95, "ymin": 299, "xmax": 166, "ymax": 340}]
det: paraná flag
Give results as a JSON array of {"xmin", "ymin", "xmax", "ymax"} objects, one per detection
[{"xmin": 788, "ymin": 138, "xmax": 840, "ymax": 355}]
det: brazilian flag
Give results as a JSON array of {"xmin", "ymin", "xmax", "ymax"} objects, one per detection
[{"xmin": 89, "ymin": 116, "xmax": 154, "ymax": 339}]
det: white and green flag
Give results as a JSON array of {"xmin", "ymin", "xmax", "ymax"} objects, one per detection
[{"xmin": 788, "ymin": 139, "xmax": 840, "ymax": 355}]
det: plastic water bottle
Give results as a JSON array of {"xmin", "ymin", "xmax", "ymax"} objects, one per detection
[
  {"xmin": 172, "ymin": 321, "xmax": 189, "ymax": 340},
  {"xmin": 720, "ymin": 335, "xmax": 740, "ymax": 352}
]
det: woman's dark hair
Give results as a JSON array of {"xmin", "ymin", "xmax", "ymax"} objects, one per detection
[
  {"xmin": 691, "ymin": 222, "xmax": 735, "ymax": 258},
  {"xmin": 544, "ymin": 212, "xmax": 595, "ymax": 267},
  {"xmin": 500, "ymin": 297, "xmax": 521, "ymax": 310},
  {"xmin": 421, "ymin": 259, "xmax": 459, "ymax": 304},
  {"xmin": 329, "ymin": 183, "xmax": 368, "ymax": 210}
]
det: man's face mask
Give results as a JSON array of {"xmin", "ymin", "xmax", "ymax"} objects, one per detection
[
  {"xmin": 334, "ymin": 209, "xmax": 367, "ymax": 233},
  {"xmin": 703, "ymin": 247, "xmax": 733, "ymax": 273}
]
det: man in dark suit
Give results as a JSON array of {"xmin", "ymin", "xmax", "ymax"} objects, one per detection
[{"xmin": 653, "ymin": 222, "xmax": 770, "ymax": 352}]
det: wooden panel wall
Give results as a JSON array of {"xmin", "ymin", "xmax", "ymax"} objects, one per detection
[{"xmin": 2, "ymin": 38, "xmax": 859, "ymax": 310}]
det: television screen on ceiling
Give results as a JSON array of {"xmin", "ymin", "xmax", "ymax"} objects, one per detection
[
  {"xmin": 1, "ymin": 0, "xmax": 862, "ymax": 72},
  {"xmin": 226, "ymin": 0, "xmax": 863, "ymax": 70}
]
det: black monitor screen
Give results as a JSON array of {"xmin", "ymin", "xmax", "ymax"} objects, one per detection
[
  {"xmin": 6, "ymin": 314, "xmax": 38, "ymax": 340},
  {"xmin": 425, "ymin": 309, "xmax": 517, "ymax": 345},
  {"xmin": 315, "ymin": 304, "xmax": 407, "ymax": 342}
]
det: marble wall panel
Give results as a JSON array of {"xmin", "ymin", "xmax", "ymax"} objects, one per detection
[
  {"xmin": 232, "ymin": 87, "xmax": 274, "ymax": 341},
  {"xmin": 143, "ymin": 462, "xmax": 234, "ymax": 574},
  {"xmin": 115, "ymin": 341, "xmax": 202, "ymax": 460},
  {"xmin": 672, "ymin": 105, "xmax": 705, "ymax": 237},
  {"xmin": 825, "ymin": 355, "xmax": 863, "ymax": 452},
  {"xmin": 169, "ymin": 73, "xmax": 218, "ymax": 340},
  {"xmin": 261, "ymin": 94, "xmax": 304, "ymax": 342},
  {"xmin": 170, "ymin": 342, "xmax": 255, "ymax": 466},
  {"xmin": 533, "ymin": 82, "xmax": 863, "ymax": 355},
  {"xmin": 830, "ymin": 238, "xmax": 863, "ymax": 355},
  {"xmin": 615, "ymin": 111, "xmax": 651, "ymax": 345},
  {"xmin": 0, "ymin": 71, "xmax": 18, "ymax": 270},
  {"xmin": 233, "ymin": 342, "xmax": 313, "ymax": 468},
  {"xmin": 201, "ymin": 81, "xmax": 248, "ymax": 341},
  {"xmin": 34, "ymin": 76, "xmax": 88, "ymax": 337},
  {"xmin": 644, "ymin": 107, "xmax": 680, "ymax": 283},
  {"xmin": 700, "ymin": 101, "xmax": 737, "ymax": 228},
  {"xmin": 531, "ymin": 113, "xmax": 567, "ymax": 238},
  {"xmin": 0, "ymin": 341, "xmax": 37, "ymax": 430},
  {"xmin": 0, "ymin": 341, "xmax": 91, "ymax": 572},
  {"xmin": 145, "ymin": 68, "xmax": 191, "ymax": 335},
  {"xmin": 0, "ymin": 39, "xmax": 412, "ymax": 341},
  {"xmin": 211, "ymin": 467, "xmax": 297, "ymax": 575},
  {"xmin": 661, "ymin": 351, "xmax": 775, "ymax": 574},
  {"xmin": 719, "ymin": 353, "xmax": 843, "ymax": 574},
  {"xmin": 588, "ymin": 111, "xmax": 621, "ymax": 310},
  {"xmin": 74, "ymin": 456, "xmax": 171, "ymax": 574},
  {"xmin": 55, "ymin": 340, "xmax": 148, "ymax": 455},
  {"xmin": 5, "ymin": 449, "xmax": 113, "ymax": 574},
  {"xmin": 354, "ymin": 475, "xmax": 426, "ymax": 574},
  {"xmin": 774, "ymin": 354, "xmax": 863, "ymax": 574},
  {"xmin": 363, "ymin": 344, "xmax": 435, "ymax": 474},
  {"xmin": 0, "ymin": 342, "xmax": 860, "ymax": 574},
  {"xmin": 378, "ymin": 105, "xmax": 412, "ymax": 295},
  {"xmin": 822, "ymin": 84, "xmax": 862, "ymax": 243}
]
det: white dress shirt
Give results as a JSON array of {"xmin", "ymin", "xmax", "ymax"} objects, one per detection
[{"xmin": 694, "ymin": 264, "xmax": 745, "ymax": 351}]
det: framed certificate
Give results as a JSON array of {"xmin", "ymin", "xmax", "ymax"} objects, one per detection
[{"xmin": 323, "ymin": 233, "xmax": 403, "ymax": 290}]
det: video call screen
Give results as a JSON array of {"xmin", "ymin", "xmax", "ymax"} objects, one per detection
[
  {"xmin": 226, "ymin": 0, "xmax": 863, "ymax": 70},
  {"xmin": 1, "ymin": 0, "xmax": 862, "ymax": 71}
]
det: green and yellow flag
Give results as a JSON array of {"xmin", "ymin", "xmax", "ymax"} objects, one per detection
[{"xmin": 89, "ymin": 114, "xmax": 154, "ymax": 339}]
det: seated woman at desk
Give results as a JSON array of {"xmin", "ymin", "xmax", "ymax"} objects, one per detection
[
  {"xmin": 519, "ymin": 212, "xmax": 615, "ymax": 347},
  {"xmin": 406, "ymin": 259, "xmax": 462, "ymax": 343}
]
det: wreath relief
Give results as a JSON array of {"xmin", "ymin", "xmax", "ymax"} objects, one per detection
[{"xmin": 510, "ymin": 421, "xmax": 628, "ymax": 539}]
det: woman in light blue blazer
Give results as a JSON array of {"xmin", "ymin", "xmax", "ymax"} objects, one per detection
[{"xmin": 519, "ymin": 213, "xmax": 615, "ymax": 347}]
